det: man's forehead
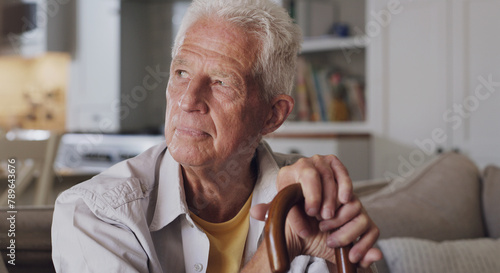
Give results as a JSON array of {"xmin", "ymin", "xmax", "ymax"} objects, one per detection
[
  {"xmin": 173, "ymin": 49, "xmax": 243, "ymax": 72},
  {"xmin": 183, "ymin": 19, "xmax": 256, "ymax": 58},
  {"xmin": 174, "ymin": 42, "xmax": 256, "ymax": 75},
  {"xmin": 173, "ymin": 52, "xmax": 246, "ymax": 86}
]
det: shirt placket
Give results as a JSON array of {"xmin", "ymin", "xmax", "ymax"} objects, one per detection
[{"xmin": 181, "ymin": 215, "xmax": 209, "ymax": 273}]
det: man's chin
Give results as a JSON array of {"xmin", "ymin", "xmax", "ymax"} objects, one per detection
[{"xmin": 167, "ymin": 142, "xmax": 210, "ymax": 167}]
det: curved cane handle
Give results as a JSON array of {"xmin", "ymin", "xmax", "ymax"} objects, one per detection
[{"xmin": 264, "ymin": 183, "xmax": 356, "ymax": 273}]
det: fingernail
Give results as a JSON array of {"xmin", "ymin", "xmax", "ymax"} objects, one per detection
[
  {"xmin": 321, "ymin": 208, "xmax": 333, "ymax": 220},
  {"xmin": 341, "ymin": 192, "xmax": 351, "ymax": 203},
  {"xmin": 353, "ymin": 253, "xmax": 362, "ymax": 263},
  {"xmin": 307, "ymin": 207, "xmax": 318, "ymax": 216},
  {"xmin": 327, "ymin": 237, "xmax": 340, "ymax": 248}
]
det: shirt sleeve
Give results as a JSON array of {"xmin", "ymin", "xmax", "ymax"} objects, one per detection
[{"xmin": 51, "ymin": 192, "xmax": 150, "ymax": 273}]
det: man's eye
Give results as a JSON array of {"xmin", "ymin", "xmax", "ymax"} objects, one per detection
[
  {"xmin": 215, "ymin": 80, "xmax": 226, "ymax": 86},
  {"xmin": 177, "ymin": 70, "xmax": 189, "ymax": 78}
]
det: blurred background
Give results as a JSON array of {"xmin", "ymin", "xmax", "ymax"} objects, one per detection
[{"xmin": 0, "ymin": 0, "xmax": 499, "ymax": 207}]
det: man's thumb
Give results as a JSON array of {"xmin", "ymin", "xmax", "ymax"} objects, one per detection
[{"xmin": 250, "ymin": 203, "xmax": 270, "ymax": 221}]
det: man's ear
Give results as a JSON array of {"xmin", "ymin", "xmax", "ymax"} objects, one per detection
[{"xmin": 261, "ymin": 94, "xmax": 294, "ymax": 135}]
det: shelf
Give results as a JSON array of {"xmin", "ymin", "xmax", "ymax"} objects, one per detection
[
  {"xmin": 274, "ymin": 121, "xmax": 371, "ymax": 136},
  {"xmin": 301, "ymin": 36, "xmax": 367, "ymax": 54}
]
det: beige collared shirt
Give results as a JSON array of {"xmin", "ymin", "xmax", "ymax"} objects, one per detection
[{"xmin": 51, "ymin": 141, "xmax": 330, "ymax": 272}]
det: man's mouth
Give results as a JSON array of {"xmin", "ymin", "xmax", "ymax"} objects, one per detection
[{"xmin": 174, "ymin": 126, "xmax": 210, "ymax": 138}]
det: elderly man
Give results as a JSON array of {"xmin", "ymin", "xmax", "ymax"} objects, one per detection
[{"xmin": 52, "ymin": 0, "xmax": 382, "ymax": 272}]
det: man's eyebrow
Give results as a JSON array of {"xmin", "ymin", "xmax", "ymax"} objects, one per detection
[
  {"xmin": 172, "ymin": 58, "xmax": 189, "ymax": 66},
  {"xmin": 211, "ymin": 69, "xmax": 244, "ymax": 88}
]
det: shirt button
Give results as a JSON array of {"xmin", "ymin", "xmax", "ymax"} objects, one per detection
[{"xmin": 194, "ymin": 263, "xmax": 203, "ymax": 272}]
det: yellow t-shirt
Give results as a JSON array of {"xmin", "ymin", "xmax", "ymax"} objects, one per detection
[{"xmin": 190, "ymin": 194, "xmax": 253, "ymax": 273}]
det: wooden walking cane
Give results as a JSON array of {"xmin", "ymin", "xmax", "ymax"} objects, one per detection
[{"xmin": 264, "ymin": 183, "xmax": 356, "ymax": 273}]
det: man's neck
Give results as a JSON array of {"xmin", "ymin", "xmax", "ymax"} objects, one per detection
[{"xmin": 182, "ymin": 155, "xmax": 258, "ymax": 223}]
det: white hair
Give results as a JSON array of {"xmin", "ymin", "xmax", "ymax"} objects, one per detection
[{"xmin": 172, "ymin": 0, "xmax": 302, "ymax": 101}]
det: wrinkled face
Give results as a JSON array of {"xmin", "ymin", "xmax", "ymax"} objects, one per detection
[{"xmin": 164, "ymin": 18, "xmax": 269, "ymax": 168}]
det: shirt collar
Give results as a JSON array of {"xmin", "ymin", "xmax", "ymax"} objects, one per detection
[
  {"xmin": 243, "ymin": 141, "xmax": 281, "ymax": 262},
  {"xmin": 252, "ymin": 141, "xmax": 281, "ymax": 206},
  {"xmin": 149, "ymin": 149, "xmax": 187, "ymax": 232}
]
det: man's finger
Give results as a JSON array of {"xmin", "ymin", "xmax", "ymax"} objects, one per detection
[
  {"xmin": 297, "ymin": 167, "xmax": 322, "ymax": 217},
  {"xmin": 349, "ymin": 221, "xmax": 380, "ymax": 264},
  {"xmin": 326, "ymin": 213, "xmax": 369, "ymax": 248},
  {"xmin": 319, "ymin": 198, "xmax": 363, "ymax": 232},
  {"xmin": 330, "ymin": 155, "xmax": 353, "ymax": 204},
  {"xmin": 359, "ymin": 248, "xmax": 383, "ymax": 268},
  {"xmin": 311, "ymin": 155, "xmax": 338, "ymax": 220},
  {"xmin": 281, "ymin": 159, "xmax": 323, "ymax": 217}
]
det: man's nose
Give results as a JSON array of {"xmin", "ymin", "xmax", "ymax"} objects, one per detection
[{"xmin": 178, "ymin": 77, "xmax": 209, "ymax": 113}]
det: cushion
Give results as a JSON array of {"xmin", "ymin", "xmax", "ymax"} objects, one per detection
[
  {"xmin": 360, "ymin": 152, "xmax": 485, "ymax": 241},
  {"xmin": 482, "ymin": 165, "xmax": 500, "ymax": 238},
  {"xmin": 377, "ymin": 237, "xmax": 500, "ymax": 273}
]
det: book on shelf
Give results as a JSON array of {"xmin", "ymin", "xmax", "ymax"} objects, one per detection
[{"xmin": 289, "ymin": 57, "xmax": 366, "ymax": 123}]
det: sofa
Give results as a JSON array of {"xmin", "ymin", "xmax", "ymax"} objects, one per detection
[
  {"xmin": 356, "ymin": 152, "xmax": 500, "ymax": 273},
  {"xmin": 0, "ymin": 206, "xmax": 54, "ymax": 273},
  {"xmin": 1, "ymin": 152, "xmax": 499, "ymax": 272}
]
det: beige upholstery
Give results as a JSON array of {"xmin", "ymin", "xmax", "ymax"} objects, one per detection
[
  {"xmin": 360, "ymin": 152, "xmax": 485, "ymax": 241},
  {"xmin": 482, "ymin": 165, "xmax": 500, "ymax": 238},
  {"xmin": 357, "ymin": 152, "xmax": 500, "ymax": 273},
  {"xmin": 378, "ymin": 237, "xmax": 500, "ymax": 273}
]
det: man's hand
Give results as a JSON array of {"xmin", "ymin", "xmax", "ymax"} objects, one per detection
[
  {"xmin": 278, "ymin": 155, "xmax": 353, "ymax": 220},
  {"xmin": 252, "ymin": 154, "xmax": 382, "ymax": 268},
  {"xmin": 251, "ymin": 196, "xmax": 382, "ymax": 268}
]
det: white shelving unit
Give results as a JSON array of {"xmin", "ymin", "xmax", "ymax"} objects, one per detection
[
  {"xmin": 274, "ymin": 0, "xmax": 373, "ymax": 136},
  {"xmin": 276, "ymin": 121, "xmax": 371, "ymax": 135},
  {"xmin": 277, "ymin": 34, "xmax": 372, "ymax": 136},
  {"xmin": 301, "ymin": 35, "xmax": 367, "ymax": 53},
  {"xmin": 264, "ymin": 0, "xmax": 373, "ymax": 179}
]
